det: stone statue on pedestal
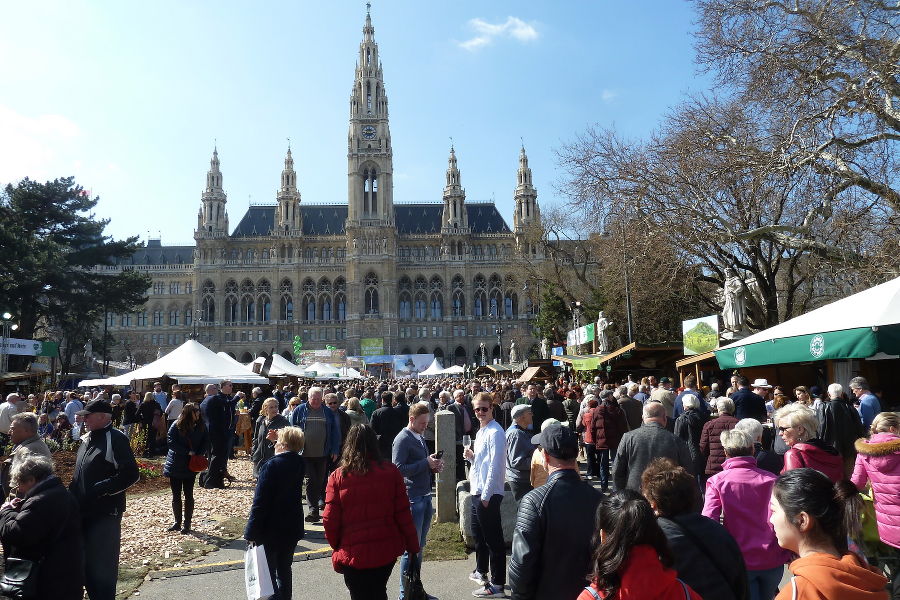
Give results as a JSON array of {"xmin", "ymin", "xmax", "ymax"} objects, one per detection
[
  {"xmin": 509, "ymin": 341, "xmax": 518, "ymax": 363},
  {"xmin": 540, "ymin": 337, "xmax": 549, "ymax": 359},
  {"xmin": 722, "ymin": 268, "xmax": 747, "ymax": 334},
  {"xmin": 596, "ymin": 311, "xmax": 613, "ymax": 354}
]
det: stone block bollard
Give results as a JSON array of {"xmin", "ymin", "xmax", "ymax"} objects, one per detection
[{"xmin": 435, "ymin": 409, "xmax": 457, "ymax": 523}]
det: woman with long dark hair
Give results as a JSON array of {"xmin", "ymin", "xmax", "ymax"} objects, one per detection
[
  {"xmin": 771, "ymin": 468, "xmax": 888, "ymax": 599},
  {"xmin": 578, "ymin": 489, "xmax": 701, "ymax": 599},
  {"xmin": 323, "ymin": 424, "xmax": 419, "ymax": 600},
  {"xmin": 163, "ymin": 402, "xmax": 208, "ymax": 533}
]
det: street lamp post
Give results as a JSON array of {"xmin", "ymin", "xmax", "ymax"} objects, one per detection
[{"xmin": 1, "ymin": 312, "xmax": 19, "ymax": 375}]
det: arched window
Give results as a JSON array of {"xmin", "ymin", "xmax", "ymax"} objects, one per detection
[
  {"xmin": 474, "ymin": 292, "xmax": 485, "ymax": 317},
  {"xmin": 364, "ymin": 272, "xmax": 379, "ymax": 314},
  {"xmin": 336, "ymin": 293, "xmax": 347, "ymax": 321},
  {"xmin": 242, "ymin": 297, "xmax": 255, "ymax": 322},
  {"xmin": 303, "ymin": 296, "xmax": 315, "ymax": 322},
  {"xmin": 258, "ymin": 296, "xmax": 271, "ymax": 322},
  {"xmin": 319, "ymin": 295, "xmax": 332, "ymax": 321},
  {"xmin": 280, "ymin": 296, "xmax": 293, "ymax": 321},
  {"xmin": 399, "ymin": 292, "xmax": 412, "ymax": 320},
  {"xmin": 414, "ymin": 294, "xmax": 426, "ymax": 320},
  {"xmin": 452, "ymin": 291, "xmax": 465, "ymax": 317},
  {"xmin": 430, "ymin": 292, "xmax": 443, "ymax": 319},
  {"xmin": 202, "ymin": 296, "xmax": 215, "ymax": 322}
]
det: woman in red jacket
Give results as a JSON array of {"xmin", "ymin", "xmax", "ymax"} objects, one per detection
[
  {"xmin": 579, "ymin": 489, "xmax": 701, "ymax": 600},
  {"xmin": 774, "ymin": 403, "xmax": 843, "ymax": 483},
  {"xmin": 323, "ymin": 423, "xmax": 420, "ymax": 600},
  {"xmin": 590, "ymin": 390, "xmax": 628, "ymax": 492}
]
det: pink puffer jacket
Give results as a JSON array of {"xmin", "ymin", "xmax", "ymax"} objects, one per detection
[{"xmin": 851, "ymin": 432, "xmax": 900, "ymax": 549}]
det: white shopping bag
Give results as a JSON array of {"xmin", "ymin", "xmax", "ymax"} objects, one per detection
[{"xmin": 245, "ymin": 543, "xmax": 275, "ymax": 600}]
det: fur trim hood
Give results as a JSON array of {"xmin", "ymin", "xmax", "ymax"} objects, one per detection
[{"xmin": 855, "ymin": 432, "xmax": 900, "ymax": 457}]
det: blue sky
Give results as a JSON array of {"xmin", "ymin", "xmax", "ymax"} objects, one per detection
[{"xmin": 0, "ymin": 1, "xmax": 710, "ymax": 245}]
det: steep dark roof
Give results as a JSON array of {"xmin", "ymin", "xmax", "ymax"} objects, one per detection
[
  {"xmin": 119, "ymin": 244, "xmax": 195, "ymax": 265},
  {"xmin": 231, "ymin": 202, "xmax": 511, "ymax": 237}
]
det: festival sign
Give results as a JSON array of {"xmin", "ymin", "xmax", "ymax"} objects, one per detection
[
  {"xmin": 0, "ymin": 338, "xmax": 59, "ymax": 357},
  {"xmin": 682, "ymin": 315, "xmax": 720, "ymax": 356}
]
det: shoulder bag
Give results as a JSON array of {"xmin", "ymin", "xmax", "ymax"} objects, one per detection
[
  {"xmin": 0, "ymin": 512, "xmax": 66, "ymax": 600},
  {"xmin": 187, "ymin": 434, "xmax": 208, "ymax": 473}
]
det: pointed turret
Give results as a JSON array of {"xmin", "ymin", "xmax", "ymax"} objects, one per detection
[
  {"xmin": 196, "ymin": 146, "xmax": 228, "ymax": 236},
  {"xmin": 275, "ymin": 146, "xmax": 302, "ymax": 234},
  {"xmin": 346, "ymin": 3, "xmax": 394, "ymax": 225},
  {"xmin": 442, "ymin": 145, "xmax": 469, "ymax": 231},
  {"xmin": 513, "ymin": 145, "xmax": 539, "ymax": 232}
]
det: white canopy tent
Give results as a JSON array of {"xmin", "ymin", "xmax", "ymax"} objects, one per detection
[
  {"xmin": 442, "ymin": 365, "xmax": 465, "ymax": 375},
  {"xmin": 79, "ymin": 340, "xmax": 267, "ymax": 386},
  {"xmin": 248, "ymin": 354, "xmax": 307, "ymax": 377},
  {"xmin": 418, "ymin": 358, "xmax": 445, "ymax": 377},
  {"xmin": 302, "ymin": 362, "xmax": 341, "ymax": 377}
]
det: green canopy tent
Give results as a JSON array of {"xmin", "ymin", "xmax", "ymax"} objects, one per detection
[{"xmin": 715, "ymin": 276, "xmax": 900, "ymax": 369}]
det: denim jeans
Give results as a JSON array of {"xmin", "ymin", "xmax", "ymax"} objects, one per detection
[
  {"xmin": 748, "ymin": 565, "xmax": 784, "ymax": 600},
  {"xmin": 399, "ymin": 494, "xmax": 433, "ymax": 598},
  {"xmin": 597, "ymin": 448, "xmax": 611, "ymax": 488}
]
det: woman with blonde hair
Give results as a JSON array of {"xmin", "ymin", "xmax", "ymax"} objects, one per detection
[
  {"xmin": 251, "ymin": 398, "xmax": 290, "ymax": 477},
  {"xmin": 774, "ymin": 403, "xmax": 843, "ymax": 482},
  {"xmin": 851, "ymin": 412, "xmax": 900, "ymax": 551},
  {"xmin": 344, "ymin": 397, "xmax": 368, "ymax": 428},
  {"xmin": 245, "ymin": 426, "xmax": 306, "ymax": 600}
]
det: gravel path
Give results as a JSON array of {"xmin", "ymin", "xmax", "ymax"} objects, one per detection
[{"xmin": 120, "ymin": 456, "xmax": 256, "ymax": 566}]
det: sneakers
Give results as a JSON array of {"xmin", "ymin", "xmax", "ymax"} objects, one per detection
[
  {"xmin": 472, "ymin": 583, "xmax": 504, "ymax": 598},
  {"xmin": 468, "ymin": 570, "xmax": 488, "ymax": 584}
]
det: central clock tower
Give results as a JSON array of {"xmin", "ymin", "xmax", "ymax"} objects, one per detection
[{"xmin": 347, "ymin": 4, "xmax": 393, "ymax": 225}]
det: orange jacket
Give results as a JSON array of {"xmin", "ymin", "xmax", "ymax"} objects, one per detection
[{"xmin": 775, "ymin": 553, "xmax": 888, "ymax": 600}]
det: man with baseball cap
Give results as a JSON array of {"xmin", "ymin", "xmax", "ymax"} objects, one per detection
[
  {"xmin": 505, "ymin": 404, "xmax": 535, "ymax": 501},
  {"xmin": 509, "ymin": 422, "xmax": 602, "ymax": 599},
  {"xmin": 69, "ymin": 399, "xmax": 139, "ymax": 600}
]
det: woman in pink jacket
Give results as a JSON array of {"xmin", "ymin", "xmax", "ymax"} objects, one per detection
[
  {"xmin": 851, "ymin": 412, "xmax": 900, "ymax": 550},
  {"xmin": 704, "ymin": 429, "xmax": 791, "ymax": 600}
]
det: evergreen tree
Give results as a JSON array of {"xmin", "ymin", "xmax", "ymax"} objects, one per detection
[{"xmin": 0, "ymin": 177, "xmax": 150, "ymax": 373}]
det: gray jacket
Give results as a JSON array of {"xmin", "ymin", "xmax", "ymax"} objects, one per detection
[
  {"xmin": 505, "ymin": 425, "xmax": 534, "ymax": 483},
  {"xmin": 613, "ymin": 422, "xmax": 693, "ymax": 491}
]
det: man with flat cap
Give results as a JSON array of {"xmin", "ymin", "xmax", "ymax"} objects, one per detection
[
  {"xmin": 508, "ymin": 422, "xmax": 602, "ymax": 600},
  {"xmin": 505, "ymin": 404, "xmax": 536, "ymax": 501},
  {"xmin": 69, "ymin": 399, "xmax": 139, "ymax": 600}
]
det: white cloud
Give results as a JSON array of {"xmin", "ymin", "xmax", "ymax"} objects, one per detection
[
  {"xmin": 0, "ymin": 104, "xmax": 81, "ymax": 184},
  {"xmin": 458, "ymin": 16, "xmax": 539, "ymax": 51},
  {"xmin": 600, "ymin": 89, "xmax": 619, "ymax": 104}
]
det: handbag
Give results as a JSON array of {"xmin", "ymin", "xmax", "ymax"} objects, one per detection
[
  {"xmin": 401, "ymin": 553, "xmax": 426, "ymax": 600},
  {"xmin": 0, "ymin": 557, "xmax": 40, "ymax": 600},
  {"xmin": 245, "ymin": 543, "xmax": 275, "ymax": 600},
  {"xmin": 187, "ymin": 435, "xmax": 208, "ymax": 473}
]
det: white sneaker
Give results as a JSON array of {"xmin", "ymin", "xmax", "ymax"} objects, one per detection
[
  {"xmin": 468, "ymin": 570, "xmax": 487, "ymax": 584},
  {"xmin": 472, "ymin": 584, "xmax": 504, "ymax": 598}
]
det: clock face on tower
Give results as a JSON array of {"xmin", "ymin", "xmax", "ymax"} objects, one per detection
[{"xmin": 362, "ymin": 125, "xmax": 376, "ymax": 140}]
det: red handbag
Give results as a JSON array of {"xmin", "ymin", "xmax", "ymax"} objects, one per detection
[{"xmin": 187, "ymin": 437, "xmax": 208, "ymax": 472}]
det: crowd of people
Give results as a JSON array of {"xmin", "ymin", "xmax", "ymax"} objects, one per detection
[{"xmin": 0, "ymin": 370, "xmax": 895, "ymax": 599}]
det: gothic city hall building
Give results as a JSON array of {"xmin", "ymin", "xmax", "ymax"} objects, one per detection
[{"xmin": 100, "ymin": 9, "xmax": 543, "ymax": 367}]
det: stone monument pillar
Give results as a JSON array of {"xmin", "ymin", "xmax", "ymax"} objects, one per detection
[{"xmin": 435, "ymin": 409, "xmax": 457, "ymax": 522}]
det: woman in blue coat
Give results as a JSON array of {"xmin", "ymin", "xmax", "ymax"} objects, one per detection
[
  {"xmin": 245, "ymin": 426, "xmax": 306, "ymax": 600},
  {"xmin": 164, "ymin": 402, "xmax": 208, "ymax": 533}
]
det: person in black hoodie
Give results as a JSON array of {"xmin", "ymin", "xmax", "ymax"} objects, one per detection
[
  {"xmin": 69, "ymin": 400, "xmax": 139, "ymax": 600},
  {"xmin": 641, "ymin": 458, "xmax": 749, "ymax": 600},
  {"xmin": 0, "ymin": 455, "xmax": 84, "ymax": 600}
]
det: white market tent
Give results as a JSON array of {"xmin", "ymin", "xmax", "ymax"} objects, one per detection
[
  {"xmin": 79, "ymin": 340, "xmax": 268, "ymax": 386},
  {"xmin": 339, "ymin": 367, "xmax": 363, "ymax": 378},
  {"xmin": 248, "ymin": 354, "xmax": 307, "ymax": 377},
  {"xmin": 302, "ymin": 362, "xmax": 341, "ymax": 377},
  {"xmin": 442, "ymin": 365, "xmax": 465, "ymax": 375},
  {"xmin": 418, "ymin": 358, "xmax": 445, "ymax": 376}
]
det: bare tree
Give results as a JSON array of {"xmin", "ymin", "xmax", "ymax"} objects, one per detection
[{"xmin": 695, "ymin": 0, "xmax": 900, "ymax": 213}]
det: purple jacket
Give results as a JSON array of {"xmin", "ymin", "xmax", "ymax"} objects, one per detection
[
  {"xmin": 702, "ymin": 456, "xmax": 792, "ymax": 570},
  {"xmin": 851, "ymin": 432, "xmax": 900, "ymax": 549}
]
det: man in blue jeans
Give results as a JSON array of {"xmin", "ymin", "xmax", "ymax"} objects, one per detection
[{"xmin": 393, "ymin": 402, "xmax": 444, "ymax": 600}]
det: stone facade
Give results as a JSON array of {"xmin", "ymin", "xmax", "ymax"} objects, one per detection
[{"xmin": 99, "ymin": 8, "xmax": 542, "ymax": 367}]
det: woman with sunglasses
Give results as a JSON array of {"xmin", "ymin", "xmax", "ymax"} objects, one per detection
[{"xmin": 773, "ymin": 403, "xmax": 843, "ymax": 483}]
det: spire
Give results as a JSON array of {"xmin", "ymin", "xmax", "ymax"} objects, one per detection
[
  {"xmin": 513, "ymin": 146, "xmax": 539, "ymax": 233},
  {"xmin": 280, "ymin": 147, "xmax": 298, "ymax": 193},
  {"xmin": 206, "ymin": 147, "xmax": 223, "ymax": 192},
  {"xmin": 276, "ymin": 145, "xmax": 302, "ymax": 233},
  {"xmin": 197, "ymin": 146, "xmax": 227, "ymax": 237},
  {"xmin": 442, "ymin": 144, "xmax": 468, "ymax": 231}
]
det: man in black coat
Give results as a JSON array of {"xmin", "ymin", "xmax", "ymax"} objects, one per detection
[
  {"xmin": 370, "ymin": 391, "xmax": 397, "ymax": 459},
  {"xmin": 509, "ymin": 423, "xmax": 602, "ymax": 600},
  {"xmin": 69, "ymin": 400, "xmax": 139, "ymax": 600},
  {"xmin": 730, "ymin": 375, "xmax": 766, "ymax": 422},
  {"xmin": 200, "ymin": 381, "xmax": 231, "ymax": 489}
]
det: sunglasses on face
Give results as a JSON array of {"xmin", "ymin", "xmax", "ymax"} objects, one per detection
[
  {"xmin": 473, "ymin": 406, "xmax": 490, "ymax": 413},
  {"xmin": 777, "ymin": 426, "xmax": 793, "ymax": 433}
]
